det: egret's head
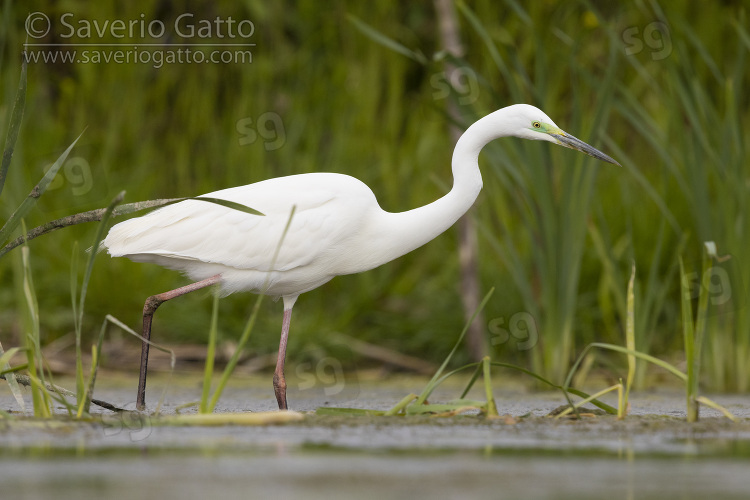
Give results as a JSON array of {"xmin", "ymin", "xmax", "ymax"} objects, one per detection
[{"xmin": 502, "ymin": 104, "xmax": 621, "ymax": 166}]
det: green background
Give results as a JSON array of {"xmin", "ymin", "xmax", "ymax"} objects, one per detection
[{"xmin": 1, "ymin": 1, "xmax": 748, "ymax": 390}]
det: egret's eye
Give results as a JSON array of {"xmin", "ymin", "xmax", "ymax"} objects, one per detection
[{"xmin": 532, "ymin": 121, "xmax": 542, "ymax": 129}]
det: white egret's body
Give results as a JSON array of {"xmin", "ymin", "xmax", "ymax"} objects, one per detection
[
  {"xmin": 104, "ymin": 104, "xmax": 619, "ymax": 410},
  {"xmin": 105, "ymin": 170, "xmax": 475, "ymax": 303}
]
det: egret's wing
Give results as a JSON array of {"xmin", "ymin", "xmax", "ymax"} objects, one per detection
[{"xmin": 104, "ymin": 173, "xmax": 373, "ymax": 273}]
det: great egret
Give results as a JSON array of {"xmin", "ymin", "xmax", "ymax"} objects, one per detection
[{"xmin": 103, "ymin": 104, "xmax": 619, "ymax": 411}]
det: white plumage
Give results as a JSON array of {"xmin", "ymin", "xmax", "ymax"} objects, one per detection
[
  {"xmin": 103, "ymin": 104, "xmax": 619, "ymax": 410},
  {"xmin": 105, "ymin": 173, "xmax": 381, "ymax": 298}
]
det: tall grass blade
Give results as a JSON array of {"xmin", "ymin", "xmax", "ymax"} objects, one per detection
[
  {"xmin": 410, "ymin": 356, "xmax": 616, "ymax": 415},
  {"xmin": 0, "ymin": 57, "xmax": 26, "ymax": 197},
  {"xmin": 77, "ymin": 346, "xmax": 99, "ymax": 418},
  {"xmin": 678, "ymin": 242, "xmax": 717, "ymax": 422},
  {"xmin": 0, "ymin": 131, "xmax": 84, "ymax": 246},
  {"xmin": 199, "ymin": 291, "xmax": 220, "ymax": 413},
  {"xmin": 482, "ymin": 357, "xmax": 499, "ymax": 417},
  {"xmin": 459, "ymin": 362, "xmax": 483, "ymax": 399},
  {"xmin": 456, "ymin": 2, "xmax": 522, "ymax": 100},
  {"xmin": 20, "ymin": 225, "xmax": 51, "ymax": 417},
  {"xmin": 205, "ymin": 288, "xmax": 262, "ymax": 412},
  {"xmin": 0, "ymin": 344, "xmax": 24, "ymax": 411},
  {"xmin": 69, "ymin": 241, "xmax": 81, "ymax": 400},
  {"xmin": 693, "ymin": 243, "xmax": 714, "ymax": 384},
  {"xmin": 415, "ymin": 288, "xmax": 494, "ymax": 405},
  {"xmin": 0, "ymin": 347, "xmax": 21, "ymax": 371},
  {"xmin": 71, "ymin": 191, "xmax": 124, "ymax": 414},
  {"xmin": 568, "ymin": 342, "xmax": 688, "ymax": 384},
  {"xmin": 416, "ymin": 361, "xmax": 480, "ymax": 404},
  {"xmin": 206, "ymin": 206, "xmax": 297, "ymax": 412},
  {"xmin": 564, "ymin": 340, "xmax": 689, "ymax": 420},
  {"xmin": 77, "ymin": 316, "xmax": 110, "ymax": 417},
  {"xmin": 347, "ymin": 15, "xmax": 428, "ymax": 64},
  {"xmin": 679, "ymin": 257, "xmax": 698, "ymax": 421},
  {"xmin": 622, "ymin": 263, "xmax": 636, "ymax": 416}
]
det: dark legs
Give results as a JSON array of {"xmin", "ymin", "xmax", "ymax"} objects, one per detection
[
  {"xmin": 273, "ymin": 307, "xmax": 293, "ymax": 410},
  {"xmin": 136, "ymin": 274, "xmax": 222, "ymax": 410}
]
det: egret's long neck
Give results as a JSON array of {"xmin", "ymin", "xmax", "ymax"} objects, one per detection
[{"xmin": 368, "ymin": 112, "xmax": 504, "ymax": 265}]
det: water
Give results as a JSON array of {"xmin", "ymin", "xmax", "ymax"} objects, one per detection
[{"xmin": 2, "ymin": 375, "xmax": 749, "ymax": 499}]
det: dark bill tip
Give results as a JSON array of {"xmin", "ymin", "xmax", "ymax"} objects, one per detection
[{"xmin": 553, "ymin": 132, "xmax": 621, "ymax": 167}]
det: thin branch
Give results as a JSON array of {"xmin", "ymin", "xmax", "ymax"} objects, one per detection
[
  {"xmin": 434, "ymin": 0, "xmax": 487, "ymax": 360},
  {"xmin": 0, "ymin": 198, "xmax": 180, "ymax": 259},
  {"xmin": 330, "ymin": 333, "xmax": 437, "ymax": 374},
  {"xmin": 1, "ymin": 373, "xmax": 124, "ymax": 412}
]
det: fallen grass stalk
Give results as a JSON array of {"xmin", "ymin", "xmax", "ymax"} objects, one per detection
[
  {"xmin": 315, "ymin": 407, "xmax": 386, "ymax": 416},
  {"xmin": 157, "ymin": 410, "xmax": 305, "ymax": 426},
  {"xmin": 554, "ymin": 384, "xmax": 622, "ymax": 419},
  {"xmin": 406, "ymin": 402, "xmax": 482, "ymax": 415}
]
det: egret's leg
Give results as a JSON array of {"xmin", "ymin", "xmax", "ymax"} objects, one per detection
[
  {"xmin": 273, "ymin": 306, "xmax": 293, "ymax": 410},
  {"xmin": 136, "ymin": 274, "xmax": 222, "ymax": 410}
]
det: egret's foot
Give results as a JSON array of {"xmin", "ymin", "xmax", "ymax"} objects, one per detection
[{"xmin": 273, "ymin": 373, "xmax": 288, "ymax": 410}]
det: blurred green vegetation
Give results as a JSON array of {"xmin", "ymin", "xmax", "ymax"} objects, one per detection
[{"xmin": 1, "ymin": 1, "xmax": 748, "ymax": 390}]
